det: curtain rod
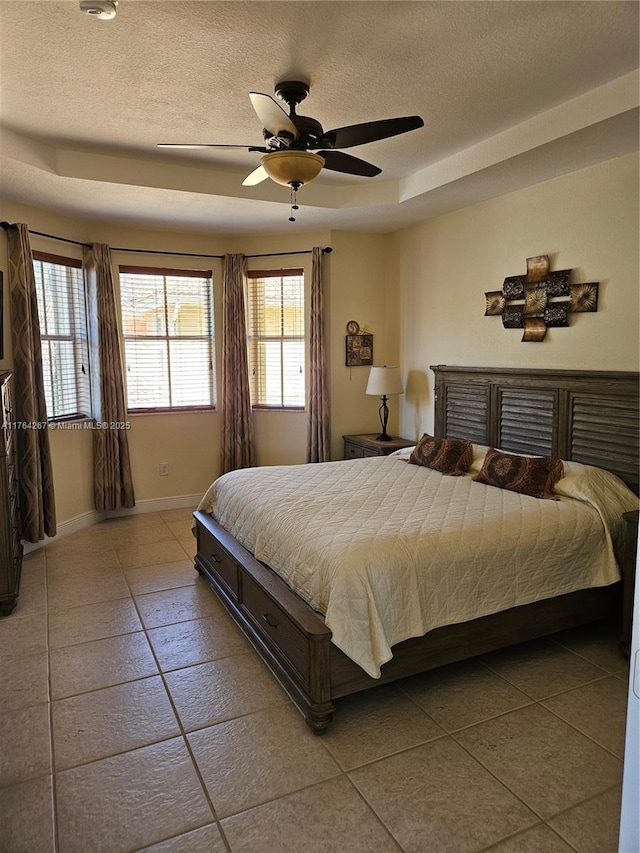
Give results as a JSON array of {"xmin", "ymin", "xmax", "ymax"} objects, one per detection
[{"xmin": 0, "ymin": 222, "xmax": 333, "ymax": 258}]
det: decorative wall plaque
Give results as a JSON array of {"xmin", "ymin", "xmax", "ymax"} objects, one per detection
[{"xmin": 485, "ymin": 255, "xmax": 599, "ymax": 342}]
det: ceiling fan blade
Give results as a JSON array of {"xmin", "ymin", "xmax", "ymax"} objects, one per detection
[
  {"xmin": 158, "ymin": 143, "xmax": 268, "ymax": 151},
  {"xmin": 318, "ymin": 150, "xmax": 381, "ymax": 177},
  {"xmin": 319, "ymin": 116, "xmax": 424, "ymax": 150},
  {"xmin": 242, "ymin": 164, "xmax": 269, "ymax": 186},
  {"xmin": 249, "ymin": 92, "xmax": 299, "ymax": 140}
]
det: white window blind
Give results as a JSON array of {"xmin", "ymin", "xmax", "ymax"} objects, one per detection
[
  {"xmin": 119, "ymin": 266, "xmax": 215, "ymax": 411},
  {"xmin": 33, "ymin": 252, "xmax": 91, "ymax": 421},
  {"xmin": 246, "ymin": 269, "xmax": 305, "ymax": 409}
]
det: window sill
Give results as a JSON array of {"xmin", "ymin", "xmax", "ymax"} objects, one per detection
[{"xmin": 127, "ymin": 407, "xmax": 217, "ymax": 416}]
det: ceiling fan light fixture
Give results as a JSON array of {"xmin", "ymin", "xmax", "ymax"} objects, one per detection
[{"xmin": 260, "ymin": 151, "xmax": 325, "ymax": 187}]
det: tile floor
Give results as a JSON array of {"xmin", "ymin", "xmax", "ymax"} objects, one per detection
[{"xmin": 0, "ymin": 509, "xmax": 631, "ymax": 853}]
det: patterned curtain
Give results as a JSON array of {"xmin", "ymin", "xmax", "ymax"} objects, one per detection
[
  {"xmin": 83, "ymin": 244, "xmax": 135, "ymax": 511},
  {"xmin": 7, "ymin": 224, "xmax": 57, "ymax": 541},
  {"xmin": 221, "ymin": 253, "xmax": 255, "ymax": 473},
  {"xmin": 306, "ymin": 247, "xmax": 330, "ymax": 462}
]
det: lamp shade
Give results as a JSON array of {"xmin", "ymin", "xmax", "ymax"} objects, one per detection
[
  {"xmin": 365, "ymin": 366, "xmax": 404, "ymax": 396},
  {"xmin": 261, "ymin": 151, "xmax": 325, "ymax": 187}
]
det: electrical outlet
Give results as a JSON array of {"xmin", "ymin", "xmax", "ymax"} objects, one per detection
[{"xmin": 159, "ymin": 462, "xmax": 169, "ymax": 476}]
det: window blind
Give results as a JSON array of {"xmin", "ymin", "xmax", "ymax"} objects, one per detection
[
  {"xmin": 119, "ymin": 266, "xmax": 215, "ymax": 411},
  {"xmin": 246, "ymin": 269, "xmax": 305, "ymax": 409},
  {"xmin": 33, "ymin": 252, "xmax": 91, "ymax": 421}
]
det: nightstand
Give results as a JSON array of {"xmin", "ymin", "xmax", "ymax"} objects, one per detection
[
  {"xmin": 619, "ymin": 509, "xmax": 639, "ymax": 657},
  {"xmin": 343, "ymin": 433, "xmax": 415, "ymax": 460}
]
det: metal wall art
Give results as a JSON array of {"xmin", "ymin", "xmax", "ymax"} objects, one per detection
[{"xmin": 485, "ymin": 255, "xmax": 598, "ymax": 342}]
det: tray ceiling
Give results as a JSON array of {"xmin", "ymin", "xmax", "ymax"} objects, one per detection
[{"xmin": 0, "ymin": 1, "xmax": 638, "ymax": 234}]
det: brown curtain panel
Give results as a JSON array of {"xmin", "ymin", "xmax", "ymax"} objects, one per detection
[
  {"xmin": 221, "ymin": 253, "xmax": 255, "ymax": 473},
  {"xmin": 83, "ymin": 244, "xmax": 135, "ymax": 511},
  {"xmin": 306, "ymin": 247, "xmax": 330, "ymax": 462},
  {"xmin": 7, "ymin": 224, "xmax": 56, "ymax": 541}
]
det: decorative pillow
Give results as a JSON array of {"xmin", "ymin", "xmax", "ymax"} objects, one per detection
[
  {"xmin": 409, "ymin": 434, "xmax": 474, "ymax": 476},
  {"xmin": 473, "ymin": 447, "xmax": 564, "ymax": 499}
]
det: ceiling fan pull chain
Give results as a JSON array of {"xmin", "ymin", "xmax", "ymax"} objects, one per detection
[{"xmin": 289, "ymin": 185, "xmax": 300, "ymax": 222}]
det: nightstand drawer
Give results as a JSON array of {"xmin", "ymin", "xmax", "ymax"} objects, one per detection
[{"xmin": 344, "ymin": 441, "xmax": 365, "ymax": 459}]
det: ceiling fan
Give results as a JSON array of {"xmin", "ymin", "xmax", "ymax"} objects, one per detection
[{"xmin": 158, "ymin": 80, "xmax": 424, "ymax": 202}]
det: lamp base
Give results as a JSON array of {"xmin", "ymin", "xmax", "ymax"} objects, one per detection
[{"xmin": 376, "ymin": 432, "xmax": 393, "ymax": 441}]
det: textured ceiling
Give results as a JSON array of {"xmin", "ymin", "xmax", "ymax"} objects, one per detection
[{"xmin": 0, "ymin": 1, "xmax": 638, "ymax": 234}]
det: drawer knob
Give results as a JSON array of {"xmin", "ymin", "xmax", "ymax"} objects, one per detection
[
  {"xmin": 210, "ymin": 553, "xmax": 222, "ymax": 563},
  {"xmin": 262, "ymin": 612, "xmax": 278, "ymax": 628}
]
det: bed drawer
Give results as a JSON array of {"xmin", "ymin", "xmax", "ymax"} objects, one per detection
[
  {"xmin": 197, "ymin": 526, "xmax": 239, "ymax": 599},
  {"xmin": 240, "ymin": 572, "xmax": 309, "ymax": 681}
]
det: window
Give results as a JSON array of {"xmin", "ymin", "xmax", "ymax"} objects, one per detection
[
  {"xmin": 119, "ymin": 266, "xmax": 215, "ymax": 411},
  {"xmin": 246, "ymin": 269, "xmax": 305, "ymax": 409},
  {"xmin": 33, "ymin": 252, "xmax": 91, "ymax": 420}
]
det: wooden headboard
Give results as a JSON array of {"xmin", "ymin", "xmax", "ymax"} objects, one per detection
[{"xmin": 431, "ymin": 366, "xmax": 639, "ymax": 494}]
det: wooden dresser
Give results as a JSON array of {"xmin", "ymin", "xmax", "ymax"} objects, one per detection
[{"xmin": 0, "ymin": 371, "xmax": 22, "ymax": 615}]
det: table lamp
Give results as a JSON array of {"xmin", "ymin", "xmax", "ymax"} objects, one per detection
[{"xmin": 365, "ymin": 366, "xmax": 404, "ymax": 441}]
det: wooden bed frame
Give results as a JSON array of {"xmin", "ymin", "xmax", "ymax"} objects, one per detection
[{"xmin": 194, "ymin": 366, "xmax": 639, "ymax": 732}]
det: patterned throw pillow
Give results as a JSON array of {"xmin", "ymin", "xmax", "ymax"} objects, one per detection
[
  {"xmin": 473, "ymin": 448, "xmax": 564, "ymax": 500},
  {"xmin": 409, "ymin": 434, "xmax": 474, "ymax": 476}
]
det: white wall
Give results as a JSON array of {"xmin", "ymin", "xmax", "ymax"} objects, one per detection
[{"xmin": 395, "ymin": 153, "xmax": 640, "ymax": 440}]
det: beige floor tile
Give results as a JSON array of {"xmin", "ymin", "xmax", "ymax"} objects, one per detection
[
  {"xmin": 221, "ymin": 775, "xmax": 400, "ymax": 852},
  {"xmin": 56, "ymin": 738, "xmax": 213, "ymax": 853},
  {"xmin": 483, "ymin": 823, "xmax": 575, "ymax": 852},
  {"xmin": 137, "ymin": 824, "xmax": 227, "ymax": 852},
  {"xmin": 350, "ymin": 737, "xmax": 537, "ymax": 853},
  {"xmin": 542, "ymin": 676, "xmax": 628, "ymax": 758},
  {"xmin": 322, "ymin": 684, "xmax": 444, "ymax": 770},
  {"xmin": 13, "ymin": 559, "xmax": 46, "ymax": 616},
  {"xmin": 0, "ymin": 651, "xmax": 49, "ymax": 713},
  {"xmin": 125, "ymin": 560, "xmax": 197, "ymax": 595},
  {"xmin": 50, "ymin": 631, "xmax": 158, "ymax": 699},
  {"xmin": 135, "ymin": 581, "xmax": 219, "ymax": 629},
  {"xmin": 148, "ymin": 613, "xmax": 248, "ymax": 672},
  {"xmin": 0, "ymin": 610, "xmax": 48, "ymax": 660},
  {"xmin": 0, "ymin": 775, "xmax": 55, "ymax": 853},
  {"xmin": 53, "ymin": 675, "xmax": 180, "ymax": 770},
  {"xmin": 553, "ymin": 620, "xmax": 628, "ymax": 673},
  {"xmin": 0, "ymin": 703, "xmax": 51, "ymax": 787},
  {"xmin": 399, "ymin": 658, "xmax": 532, "ymax": 732},
  {"xmin": 159, "ymin": 507, "xmax": 198, "ymax": 524},
  {"xmin": 115, "ymin": 539, "xmax": 190, "ymax": 570},
  {"xmin": 45, "ymin": 546, "xmax": 121, "ymax": 574},
  {"xmin": 47, "ymin": 569, "xmax": 130, "ymax": 611},
  {"xmin": 165, "ymin": 516, "xmax": 197, "ymax": 539},
  {"xmin": 45, "ymin": 526, "xmax": 112, "ymax": 555},
  {"xmin": 165, "ymin": 653, "xmax": 287, "ymax": 731},
  {"xmin": 548, "ymin": 786, "xmax": 622, "ymax": 853},
  {"xmin": 480, "ymin": 637, "xmax": 608, "ymax": 700},
  {"xmin": 188, "ymin": 705, "xmax": 340, "ymax": 818},
  {"xmin": 108, "ymin": 520, "xmax": 175, "ymax": 548},
  {"xmin": 177, "ymin": 536, "xmax": 197, "ymax": 558},
  {"xmin": 49, "ymin": 597, "xmax": 142, "ymax": 649},
  {"xmin": 454, "ymin": 704, "xmax": 622, "ymax": 818},
  {"xmin": 21, "ymin": 549, "xmax": 46, "ymax": 571}
]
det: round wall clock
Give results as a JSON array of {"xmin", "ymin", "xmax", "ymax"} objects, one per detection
[{"xmin": 346, "ymin": 320, "xmax": 360, "ymax": 335}]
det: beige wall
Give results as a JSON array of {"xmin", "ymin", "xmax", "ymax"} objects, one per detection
[
  {"xmin": 0, "ymin": 206, "xmax": 397, "ymax": 524},
  {"xmin": 2, "ymin": 152, "xmax": 637, "ymax": 526},
  {"xmin": 395, "ymin": 153, "xmax": 640, "ymax": 441}
]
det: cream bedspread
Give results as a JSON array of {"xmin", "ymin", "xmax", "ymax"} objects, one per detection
[{"xmin": 197, "ymin": 456, "xmax": 638, "ymax": 678}]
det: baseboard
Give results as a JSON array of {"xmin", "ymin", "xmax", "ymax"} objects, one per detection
[{"xmin": 22, "ymin": 493, "xmax": 202, "ymax": 553}]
